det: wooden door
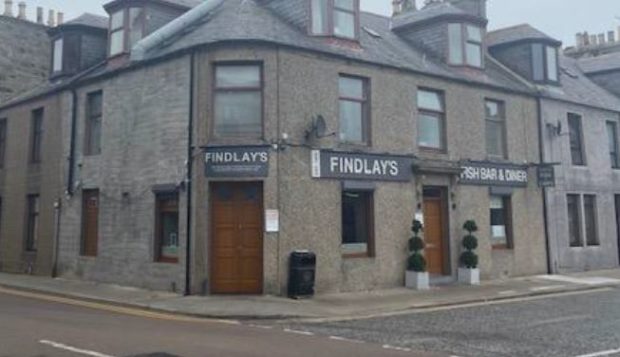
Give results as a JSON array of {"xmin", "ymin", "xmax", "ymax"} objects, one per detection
[
  {"xmin": 423, "ymin": 188, "xmax": 447, "ymax": 275},
  {"xmin": 81, "ymin": 190, "xmax": 99, "ymax": 257},
  {"xmin": 211, "ymin": 182, "xmax": 263, "ymax": 294}
]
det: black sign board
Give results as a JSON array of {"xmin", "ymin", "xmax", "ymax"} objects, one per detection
[
  {"xmin": 204, "ymin": 146, "xmax": 270, "ymax": 178},
  {"xmin": 460, "ymin": 161, "xmax": 529, "ymax": 187},
  {"xmin": 537, "ymin": 164, "xmax": 556, "ymax": 188},
  {"xmin": 311, "ymin": 150, "xmax": 413, "ymax": 182}
]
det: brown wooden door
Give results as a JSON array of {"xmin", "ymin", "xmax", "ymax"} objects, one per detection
[
  {"xmin": 423, "ymin": 188, "xmax": 446, "ymax": 275},
  {"xmin": 81, "ymin": 190, "xmax": 99, "ymax": 257},
  {"xmin": 211, "ymin": 182, "xmax": 263, "ymax": 294}
]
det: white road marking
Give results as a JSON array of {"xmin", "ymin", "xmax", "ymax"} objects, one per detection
[
  {"xmin": 247, "ymin": 324, "xmax": 273, "ymax": 329},
  {"xmin": 574, "ymin": 348, "xmax": 620, "ymax": 357},
  {"xmin": 283, "ymin": 328, "xmax": 315, "ymax": 336},
  {"xmin": 526, "ymin": 314, "xmax": 590, "ymax": 328},
  {"xmin": 530, "ymin": 285, "xmax": 565, "ymax": 292},
  {"xmin": 39, "ymin": 340, "xmax": 116, "ymax": 357},
  {"xmin": 382, "ymin": 344, "xmax": 412, "ymax": 352},
  {"xmin": 329, "ymin": 335, "xmax": 365, "ymax": 343}
]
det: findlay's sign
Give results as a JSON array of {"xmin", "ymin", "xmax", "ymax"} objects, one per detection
[
  {"xmin": 311, "ymin": 150, "xmax": 413, "ymax": 182},
  {"xmin": 460, "ymin": 161, "xmax": 529, "ymax": 187},
  {"xmin": 205, "ymin": 146, "xmax": 270, "ymax": 178}
]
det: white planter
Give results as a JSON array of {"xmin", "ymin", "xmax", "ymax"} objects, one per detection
[
  {"xmin": 405, "ymin": 270, "xmax": 430, "ymax": 290},
  {"xmin": 458, "ymin": 267, "xmax": 480, "ymax": 285}
]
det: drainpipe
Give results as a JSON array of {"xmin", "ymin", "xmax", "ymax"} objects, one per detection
[
  {"xmin": 537, "ymin": 96, "xmax": 553, "ymax": 274},
  {"xmin": 184, "ymin": 52, "xmax": 195, "ymax": 296},
  {"xmin": 51, "ymin": 199, "xmax": 61, "ymax": 277},
  {"xmin": 67, "ymin": 89, "xmax": 78, "ymax": 196}
]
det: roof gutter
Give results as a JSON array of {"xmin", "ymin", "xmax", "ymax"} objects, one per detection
[{"xmin": 131, "ymin": 0, "xmax": 225, "ymax": 62}]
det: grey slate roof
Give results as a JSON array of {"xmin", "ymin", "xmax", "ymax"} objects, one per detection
[
  {"xmin": 63, "ymin": 13, "xmax": 108, "ymax": 30},
  {"xmin": 539, "ymin": 56, "xmax": 620, "ymax": 112},
  {"xmin": 141, "ymin": 0, "xmax": 531, "ymax": 94},
  {"xmin": 391, "ymin": 2, "xmax": 474, "ymax": 29},
  {"xmin": 577, "ymin": 52, "xmax": 620, "ymax": 74},
  {"xmin": 487, "ymin": 24, "xmax": 561, "ymax": 48}
]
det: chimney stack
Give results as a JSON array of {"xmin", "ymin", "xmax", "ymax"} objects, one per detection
[
  {"xmin": 57, "ymin": 11, "xmax": 63, "ymax": 25},
  {"xmin": 598, "ymin": 33, "xmax": 606, "ymax": 45},
  {"xmin": 17, "ymin": 1, "xmax": 25, "ymax": 20},
  {"xmin": 47, "ymin": 9, "xmax": 54, "ymax": 26},
  {"xmin": 3, "ymin": 0, "xmax": 13, "ymax": 17},
  {"xmin": 575, "ymin": 33, "xmax": 584, "ymax": 48},
  {"xmin": 608, "ymin": 31, "xmax": 616, "ymax": 43},
  {"xmin": 36, "ymin": 6, "xmax": 42, "ymax": 24},
  {"xmin": 590, "ymin": 34, "xmax": 598, "ymax": 46}
]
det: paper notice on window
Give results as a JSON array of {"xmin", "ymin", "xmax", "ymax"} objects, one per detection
[
  {"xmin": 265, "ymin": 209, "xmax": 279, "ymax": 233},
  {"xmin": 492, "ymin": 225, "xmax": 506, "ymax": 238}
]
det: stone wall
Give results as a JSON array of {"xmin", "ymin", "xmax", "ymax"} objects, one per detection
[{"xmin": 0, "ymin": 15, "xmax": 50, "ymax": 105}]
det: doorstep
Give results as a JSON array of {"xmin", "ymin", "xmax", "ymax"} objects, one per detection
[{"xmin": 0, "ymin": 271, "xmax": 619, "ymax": 321}]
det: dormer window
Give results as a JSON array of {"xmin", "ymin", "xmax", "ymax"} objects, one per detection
[
  {"xmin": 52, "ymin": 38, "xmax": 64, "ymax": 73},
  {"xmin": 311, "ymin": 0, "xmax": 359, "ymax": 40},
  {"xmin": 109, "ymin": 7, "xmax": 145, "ymax": 57},
  {"xmin": 448, "ymin": 23, "xmax": 483, "ymax": 68},
  {"xmin": 532, "ymin": 44, "xmax": 559, "ymax": 83}
]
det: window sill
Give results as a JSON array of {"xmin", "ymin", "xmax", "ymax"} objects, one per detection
[
  {"xmin": 156, "ymin": 258, "xmax": 179, "ymax": 264},
  {"xmin": 492, "ymin": 244, "xmax": 512, "ymax": 250},
  {"xmin": 342, "ymin": 252, "xmax": 372, "ymax": 259},
  {"xmin": 419, "ymin": 147, "xmax": 447, "ymax": 155}
]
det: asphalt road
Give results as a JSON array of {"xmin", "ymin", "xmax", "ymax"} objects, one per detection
[
  {"xmin": 0, "ymin": 289, "xmax": 432, "ymax": 357},
  {"xmin": 285, "ymin": 287, "xmax": 620, "ymax": 357}
]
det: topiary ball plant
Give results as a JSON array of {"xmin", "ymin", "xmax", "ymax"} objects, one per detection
[
  {"xmin": 460, "ymin": 220, "xmax": 479, "ymax": 269},
  {"xmin": 408, "ymin": 219, "xmax": 426, "ymax": 272}
]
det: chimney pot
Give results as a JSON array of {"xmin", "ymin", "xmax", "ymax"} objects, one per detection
[
  {"xmin": 57, "ymin": 11, "xmax": 63, "ymax": 25},
  {"xmin": 575, "ymin": 33, "xmax": 583, "ymax": 48},
  {"xmin": 36, "ymin": 6, "xmax": 42, "ymax": 24},
  {"xmin": 17, "ymin": 1, "xmax": 25, "ymax": 20},
  {"xmin": 392, "ymin": 0, "xmax": 401, "ymax": 16},
  {"xmin": 598, "ymin": 33, "xmax": 606, "ymax": 45},
  {"xmin": 3, "ymin": 0, "xmax": 13, "ymax": 17},
  {"xmin": 47, "ymin": 9, "xmax": 54, "ymax": 26},
  {"xmin": 609, "ymin": 31, "xmax": 616, "ymax": 43}
]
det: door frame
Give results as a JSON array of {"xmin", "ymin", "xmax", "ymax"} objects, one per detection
[
  {"xmin": 615, "ymin": 195, "xmax": 620, "ymax": 265},
  {"xmin": 208, "ymin": 181, "xmax": 265, "ymax": 295},
  {"xmin": 422, "ymin": 186, "xmax": 451, "ymax": 276}
]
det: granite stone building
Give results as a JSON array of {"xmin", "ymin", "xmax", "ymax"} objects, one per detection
[{"xmin": 1, "ymin": 0, "xmax": 592, "ymax": 295}]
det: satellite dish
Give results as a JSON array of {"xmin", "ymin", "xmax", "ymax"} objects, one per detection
[{"xmin": 315, "ymin": 115, "xmax": 327, "ymax": 138}]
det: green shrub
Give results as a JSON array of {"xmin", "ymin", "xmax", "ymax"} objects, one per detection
[
  {"xmin": 408, "ymin": 219, "xmax": 426, "ymax": 272},
  {"xmin": 460, "ymin": 220, "xmax": 479, "ymax": 269}
]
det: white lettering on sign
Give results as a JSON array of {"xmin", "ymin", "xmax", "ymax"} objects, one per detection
[
  {"xmin": 461, "ymin": 164, "xmax": 528, "ymax": 185},
  {"xmin": 329, "ymin": 156, "xmax": 399, "ymax": 177},
  {"xmin": 206, "ymin": 151, "xmax": 269, "ymax": 164}
]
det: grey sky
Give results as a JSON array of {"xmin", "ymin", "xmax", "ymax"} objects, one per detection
[{"xmin": 18, "ymin": 0, "xmax": 620, "ymax": 47}]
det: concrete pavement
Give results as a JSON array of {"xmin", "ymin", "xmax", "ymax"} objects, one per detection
[{"xmin": 0, "ymin": 270, "xmax": 620, "ymax": 321}]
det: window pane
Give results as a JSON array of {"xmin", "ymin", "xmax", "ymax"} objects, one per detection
[
  {"xmin": 339, "ymin": 77, "xmax": 363, "ymax": 99},
  {"xmin": 466, "ymin": 43, "xmax": 482, "ymax": 67},
  {"xmin": 335, "ymin": 0, "xmax": 354, "ymax": 10},
  {"xmin": 546, "ymin": 46, "xmax": 558, "ymax": 81},
  {"xmin": 485, "ymin": 100, "xmax": 499, "ymax": 117},
  {"xmin": 311, "ymin": 0, "xmax": 329, "ymax": 34},
  {"xmin": 584, "ymin": 195, "xmax": 598, "ymax": 246},
  {"xmin": 466, "ymin": 25, "xmax": 482, "ymax": 42},
  {"xmin": 567, "ymin": 194, "xmax": 582, "ymax": 247},
  {"xmin": 342, "ymin": 191, "xmax": 372, "ymax": 255},
  {"xmin": 607, "ymin": 122, "xmax": 619, "ymax": 168},
  {"xmin": 568, "ymin": 114, "xmax": 584, "ymax": 165},
  {"xmin": 448, "ymin": 24, "xmax": 463, "ymax": 64},
  {"xmin": 339, "ymin": 100, "xmax": 363, "ymax": 142},
  {"xmin": 486, "ymin": 120, "xmax": 504, "ymax": 157},
  {"xmin": 532, "ymin": 44, "xmax": 544, "ymax": 81},
  {"xmin": 128, "ymin": 8, "xmax": 144, "ymax": 48},
  {"xmin": 110, "ymin": 10, "xmax": 123, "ymax": 30},
  {"xmin": 110, "ymin": 30, "xmax": 124, "ymax": 56},
  {"xmin": 417, "ymin": 90, "xmax": 443, "ymax": 111},
  {"xmin": 418, "ymin": 113, "xmax": 442, "ymax": 149},
  {"xmin": 214, "ymin": 92, "xmax": 262, "ymax": 136},
  {"xmin": 334, "ymin": 10, "xmax": 355, "ymax": 38},
  {"xmin": 53, "ymin": 38, "xmax": 63, "ymax": 72},
  {"xmin": 158, "ymin": 195, "xmax": 179, "ymax": 262},
  {"xmin": 490, "ymin": 196, "xmax": 507, "ymax": 246},
  {"xmin": 216, "ymin": 66, "xmax": 260, "ymax": 88}
]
